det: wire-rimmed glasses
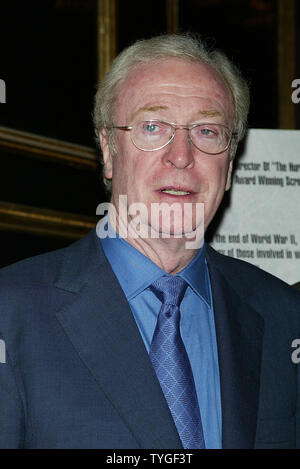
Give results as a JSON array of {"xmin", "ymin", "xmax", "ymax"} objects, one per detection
[{"xmin": 106, "ymin": 120, "xmax": 237, "ymax": 155}]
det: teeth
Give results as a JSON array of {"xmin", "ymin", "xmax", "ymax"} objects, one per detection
[{"xmin": 162, "ymin": 190, "xmax": 190, "ymax": 195}]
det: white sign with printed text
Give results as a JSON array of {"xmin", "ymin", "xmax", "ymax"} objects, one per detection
[{"xmin": 210, "ymin": 129, "xmax": 300, "ymax": 285}]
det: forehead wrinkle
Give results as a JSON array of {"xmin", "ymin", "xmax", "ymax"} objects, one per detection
[{"xmin": 155, "ymin": 83, "xmax": 208, "ymax": 89}]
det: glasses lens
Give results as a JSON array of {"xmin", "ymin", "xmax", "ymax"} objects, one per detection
[
  {"xmin": 190, "ymin": 124, "xmax": 230, "ymax": 154},
  {"xmin": 132, "ymin": 121, "xmax": 172, "ymax": 151}
]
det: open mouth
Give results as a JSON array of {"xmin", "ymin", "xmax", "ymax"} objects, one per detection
[{"xmin": 160, "ymin": 188, "xmax": 192, "ymax": 196}]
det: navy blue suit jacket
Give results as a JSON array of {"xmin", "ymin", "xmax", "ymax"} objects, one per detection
[{"xmin": 0, "ymin": 228, "xmax": 299, "ymax": 448}]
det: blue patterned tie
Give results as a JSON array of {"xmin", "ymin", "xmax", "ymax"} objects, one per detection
[{"xmin": 149, "ymin": 276, "xmax": 205, "ymax": 449}]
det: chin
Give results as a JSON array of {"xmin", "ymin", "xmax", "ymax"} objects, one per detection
[{"xmin": 149, "ymin": 218, "xmax": 199, "ymax": 239}]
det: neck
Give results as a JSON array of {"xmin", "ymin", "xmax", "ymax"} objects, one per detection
[
  {"xmin": 126, "ymin": 235, "xmax": 199, "ymax": 274},
  {"xmin": 109, "ymin": 207, "xmax": 202, "ymax": 274}
]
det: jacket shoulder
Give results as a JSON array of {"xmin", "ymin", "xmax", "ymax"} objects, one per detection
[{"xmin": 0, "ymin": 229, "xmax": 102, "ymax": 347}]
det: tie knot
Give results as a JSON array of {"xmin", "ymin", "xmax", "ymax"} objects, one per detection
[{"xmin": 150, "ymin": 276, "xmax": 188, "ymax": 306}]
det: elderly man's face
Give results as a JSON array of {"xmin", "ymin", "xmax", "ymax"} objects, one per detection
[{"xmin": 100, "ymin": 58, "xmax": 234, "ymax": 238}]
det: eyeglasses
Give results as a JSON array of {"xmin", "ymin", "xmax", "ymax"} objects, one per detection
[{"xmin": 107, "ymin": 120, "xmax": 237, "ymax": 155}]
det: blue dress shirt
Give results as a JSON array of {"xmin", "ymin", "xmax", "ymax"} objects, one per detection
[{"xmin": 98, "ymin": 216, "xmax": 222, "ymax": 448}]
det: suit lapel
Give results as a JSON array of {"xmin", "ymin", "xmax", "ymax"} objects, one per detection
[
  {"xmin": 54, "ymin": 229, "xmax": 182, "ymax": 449},
  {"xmin": 206, "ymin": 246, "xmax": 265, "ymax": 448}
]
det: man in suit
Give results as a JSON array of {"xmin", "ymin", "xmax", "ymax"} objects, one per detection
[{"xmin": 0, "ymin": 34, "xmax": 299, "ymax": 449}]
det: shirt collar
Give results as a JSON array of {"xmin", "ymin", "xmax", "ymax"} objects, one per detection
[
  {"xmin": 179, "ymin": 244, "xmax": 210, "ymax": 306},
  {"xmin": 98, "ymin": 215, "xmax": 210, "ymax": 305}
]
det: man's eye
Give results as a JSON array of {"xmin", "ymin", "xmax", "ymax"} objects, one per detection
[
  {"xmin": 145, "ymin": 123, "xmax": 160, "ymax": 133},
  {"xmin": 194, "ymin": 125, "xmax": 220, "ymax": 138},
  {"xmin": 199, "ymin": 127, "xmax": 214, "ymax": 136}
]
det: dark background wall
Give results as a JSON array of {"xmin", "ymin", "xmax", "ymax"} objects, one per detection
[{"xmin": 0, "ymin": 0, "xmax": 299, "ymax": 267}]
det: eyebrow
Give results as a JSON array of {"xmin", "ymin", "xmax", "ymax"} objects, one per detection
[
  {"xmin": 130, "ymin": 105, "xmax": 168, "ymax": 121},
  {"xmin": 196, "ymin": 110, "xmax": 222, "ymax": 118},
  {"xmin": 130, "ymin": 106, "xmax": 223, "ymax": 121}
]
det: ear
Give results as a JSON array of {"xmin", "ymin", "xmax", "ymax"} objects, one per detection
[
  {"xmin": 99, "ymin": 129, "xmax": 113, "ymax": 180},
  {"xmin": 225, "ymin": 158, "xmax": 233, "ymax": 191}
]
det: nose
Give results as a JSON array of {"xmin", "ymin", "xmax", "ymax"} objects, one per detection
[{"xmin": 162, "ymin": 128, "xmax": 195, "ymax": 170}]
